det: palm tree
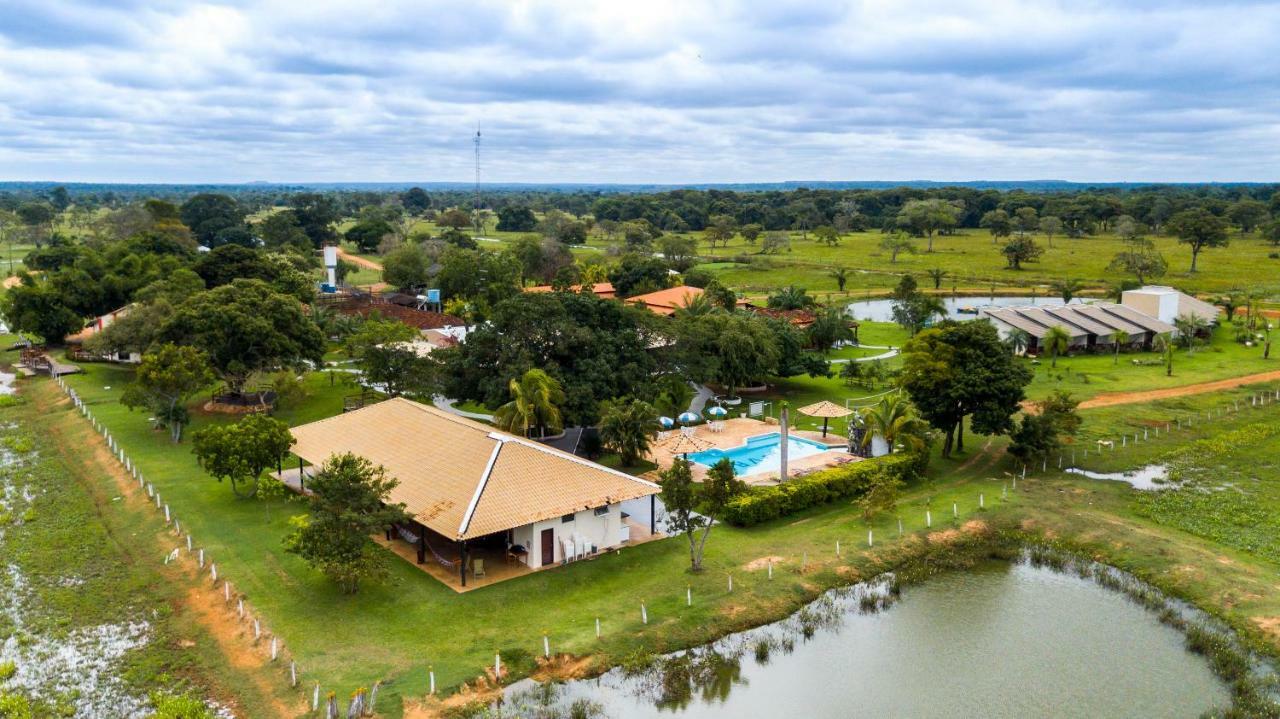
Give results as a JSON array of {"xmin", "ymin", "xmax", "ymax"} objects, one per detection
[
  {"xmin": 828, "ymin": 267, "xmax": 849, "ymax": 293},
  {"xmin": 598, "ymin": 397, "xmax": 660, "ymax": 467},
  {"xmin": 806, "ymin": 306, "xmax": 854, "ymax": 353},
  {"xmin": 920, "ymin": 295, "xmax": 948, "ymax": 325},
  {"xmin": 859, "ymin": 394, "xmax": 930, "ymax": 455},
  {"xmin": 1005, "ymin": 328, "xmax": 1031, "ymax": 356},
  {"xmin": 926, "ymin": 268, "xmax": 948, "ymax": 290},
  {"xmin": 1111, "ymin": 329, "xmax": 1130, "ymax": 364},
  {"xmin": 1043, "ymin": 325, "xmax": 1072, "ymax": 368},
  {"xmin": 1174, "ymin": 313, "xmax": 1209, "ymax": 352},
  {"xmin": 1052, "ymin": 278, "xmax": 1085, "ymax": 304},
  {"xmin": 674, "ymin": 292, "xmax": 715, "ymax": 319},
  {"xmin": 493, "ymin": 369, "xmax": 565, "ymax": 438},
  {"xmin": 767, "ymin": 285, "xmax": 816, "ymax": 310}
]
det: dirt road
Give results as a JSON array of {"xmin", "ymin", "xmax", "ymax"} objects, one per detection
[{"xmin": 1075, "ymin": 370, "xmax": 1280, "ymax": 409}]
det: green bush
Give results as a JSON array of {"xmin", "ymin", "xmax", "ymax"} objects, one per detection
[{"xmin": 721, "ymin": 452, "xmax": 924, "ymax": 527}]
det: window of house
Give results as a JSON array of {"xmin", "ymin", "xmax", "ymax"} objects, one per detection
[
  {"xmin": 593, "ymin": 506, "xmax": 609, "ymax": 516},
  {"xmin": 561, "ymin": 513, "xmax": 575, "ymax": 523}
]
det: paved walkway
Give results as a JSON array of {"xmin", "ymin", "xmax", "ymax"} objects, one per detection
[
  {"xmin": 829, "ymin": 347, "xmax": 899, "ymax": 364},
  {"xmin": 687, "ymin": 382, "xmax": 715, "ymax": 413},
  {"xmin": 432, "ymin": 394, "xmax": 495, "ymax": 421}
]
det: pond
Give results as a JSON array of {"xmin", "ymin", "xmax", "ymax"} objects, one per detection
[
  {"xmin": 845, "ymin": 295, "xmax": 1088, "ymax": 323},
  {"xmin": 508, "ymin": 561, "xmax": 1230, "ymax": 718}
]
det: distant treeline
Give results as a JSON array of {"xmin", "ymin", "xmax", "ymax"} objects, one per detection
[{"xmin": 3, "ymin": 181, "xmax": 1279, "ymax": 235}]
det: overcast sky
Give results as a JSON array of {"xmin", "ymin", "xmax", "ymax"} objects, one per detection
[{"xmin": 2, "ymin": 0, "xmax": 1278, "ymax": 184}]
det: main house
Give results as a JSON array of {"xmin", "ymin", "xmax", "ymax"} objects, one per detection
[{"xmin": 287, "ymin": 398, "xmax": 661, "ymax": 588}]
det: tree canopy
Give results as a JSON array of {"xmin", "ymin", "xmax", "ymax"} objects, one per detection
[
  {"xmin": 160, "ymin": 279, "xmax": 324, "ymax": 394},
  {"xmin": 438, "ymin": 291, "xmax": 662, "ymax": 425},
  {"xmin": 901, "ymin": 320, "xmax": 1032, "ymax": 457},
  {"xmin": 285, "ymin": 453, "xmax": 409, "ymax": 593}
]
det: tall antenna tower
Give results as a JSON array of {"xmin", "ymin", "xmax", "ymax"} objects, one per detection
[{"xmin": 473, "ymin": 124, "xmax": 482, "ymax": 210}]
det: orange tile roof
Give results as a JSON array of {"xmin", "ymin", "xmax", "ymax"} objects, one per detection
[
  {"xmin": 627, "ymin": 285, "xmax": 704, "ymax": 316},
  {"xmin": 288, "ymin": 398, "xmax": 658, "ymax": 540}
]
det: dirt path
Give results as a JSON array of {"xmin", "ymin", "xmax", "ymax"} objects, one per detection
[
  {"xmin": 1075, "ymin": 369, "xmax": 1280, "ymax": 409},
  {"xmin": 336, "ymin": 248, "xmax": 383, "ymax": 271}
]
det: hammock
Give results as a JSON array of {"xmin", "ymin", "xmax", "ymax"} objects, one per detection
[{"xmin": 396, "ymin": 525, "xmax": 457, "ymax": 569}]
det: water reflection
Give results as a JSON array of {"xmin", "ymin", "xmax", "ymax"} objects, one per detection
[{"xmin": 507, "ymin": 563, "xmax": 1230, "ymax": 718}]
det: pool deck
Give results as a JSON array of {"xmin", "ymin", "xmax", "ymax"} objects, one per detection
[{"xmin": 648, "ymin": 417, "xmax": 858, "ymax": 485}]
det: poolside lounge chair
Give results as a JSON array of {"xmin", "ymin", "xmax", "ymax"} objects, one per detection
[{"xmin": 472, "ymin": 558, "xmax": 486, "ymax": 578}]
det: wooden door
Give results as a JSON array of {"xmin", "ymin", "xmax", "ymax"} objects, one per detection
[{"xmin": 541, "ymin": 528, "xmax": 555, "ymax": 566}]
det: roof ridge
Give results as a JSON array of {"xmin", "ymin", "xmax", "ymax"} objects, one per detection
[{"xmin": 489, "ymin": 432, "xmax": 661, "ymax": 489}]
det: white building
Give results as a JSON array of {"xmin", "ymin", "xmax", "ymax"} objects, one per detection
[{"xmin": 1121, "ymin": 286, "xmax": 1220, "ymax": 327}]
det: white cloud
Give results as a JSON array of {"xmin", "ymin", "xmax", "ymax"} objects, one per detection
[{"xmin": 0, "ymin": 0, "xmax": 1278, "ymax": 182}]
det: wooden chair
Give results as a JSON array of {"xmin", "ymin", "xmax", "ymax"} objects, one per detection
[{"xmin": 472, "ymin": 558, "xmax": 486, "ymax": 578}]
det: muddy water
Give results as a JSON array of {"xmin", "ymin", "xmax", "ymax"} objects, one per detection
[{"xmin": 531, "ymin": 562, "xmax": 1229, "ymax": 718}]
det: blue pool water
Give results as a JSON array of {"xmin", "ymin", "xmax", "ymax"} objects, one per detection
[{"xmin": 686, "ymin": 433, "xmax": 832, "ymax": 476}]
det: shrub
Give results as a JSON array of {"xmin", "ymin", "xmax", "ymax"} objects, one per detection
[{"xmin": 721, "ymin": 452, "xmax": 924, "ymax": 527}]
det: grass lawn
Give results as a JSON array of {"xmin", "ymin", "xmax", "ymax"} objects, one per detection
[
  {"xmin": 689, "ymin": 228, "xmax": 1280, "ymax": 296},
  {"xmin": 1021, "ymin": 323, "xmax": 1276, "ymax": 402}
]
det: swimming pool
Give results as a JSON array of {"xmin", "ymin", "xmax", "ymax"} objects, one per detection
[{"xmin": 686, "ymin": 433, "xmax": 833, "ymax": 476}]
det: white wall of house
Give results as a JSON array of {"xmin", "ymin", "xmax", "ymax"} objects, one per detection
[{"xmin": 514, "ymin": 502, "xmax": 627, "ymax": 569}]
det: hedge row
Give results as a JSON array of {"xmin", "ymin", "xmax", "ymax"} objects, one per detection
[{"xmin": 721, "ymin": 451, "xmax": 926, "ymax": 527}]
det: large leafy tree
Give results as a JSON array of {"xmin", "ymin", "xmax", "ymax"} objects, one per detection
[
  {"xmin": 179, "ymin": 193, "xmax": 246, "ymax": 247},
  {"xmin": 121, "ymin": 344, "xmax": 214, "ymax": 442},
  {"xmin": 401, "ymin": 187, "xmax": 431, "ymax": 215},
  {"xmin": 607, "ymin": 254, "xmax": 671, "ymax": 298},
  {"xmin": 439, "ymin": 291, "xmax": 661, "ymax": 425},
  {"xmin": 285, "ymin": 453, "xmax": 409, "ymax": 594},
  {"xmin": 493, "ymin": 368, "xmax": 565, "ymax": 438},
  {"xmin": 256, "ymin": 210, "xmax": 311, "ymax": 253},
  {"xmin": 673, "ymin": 312, "xmax": 780, "ymax": 399},
  {"xmin": 345, "ymin": 218, "xmax": 395, "ymax": 254},
  {"xmin": 659, "ymin": 457, "xmax": 743, "ymax": 572},
  {"xmin": 496, "ymin": 205, "xmax": 537, "ymax": 232},
  {"xmin": 896, "ymin": 199, "xmax": 959, "ymax": 252},
  {"xmin": 597, "ymin": 397, "xmax": 660, "ymax": 466},
  {"xmin": 289, "ymin": 193, "xmax": 340, "ymax": 247},
  {"xmin": 160, "ymin": 279, "xmax": 324, "ymax": 395},
  {"xmin": 901, "ymin": 321, "xmax": 1032, "ymax": 457},
  {"xmin": 381, "ymin": 242, "xmax": 431, "ymax": 290},
  {"xmin": 1168, "ymin": 208, "xmax": 1228, "ymax": 272},
  {"xmin": 192, "ymin": 414, "xmax": 295, "ymax": 497},
  {"xmin": 0, "ymin": 275, "xmax": 83, "ymax": 343}
]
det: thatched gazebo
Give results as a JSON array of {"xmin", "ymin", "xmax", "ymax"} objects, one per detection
[{"xmin": 797, "ymin": 400, "xmax": 853, "ymax": 438}]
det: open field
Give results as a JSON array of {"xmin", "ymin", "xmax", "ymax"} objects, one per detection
[{"xmin": 346, "ymin": 215, "xmax": 1280, "ymax": 297}]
